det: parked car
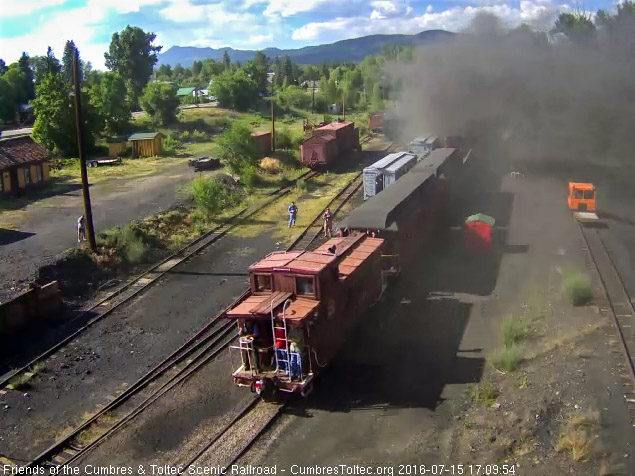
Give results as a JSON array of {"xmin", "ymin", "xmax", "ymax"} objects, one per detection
[
  {"xmin": 189, "ymin": 156, "xmax": 221, "ymax": 172},
  {"xmin": 87, "ymin": 157, "xmax": 122, "ymax": 168}
]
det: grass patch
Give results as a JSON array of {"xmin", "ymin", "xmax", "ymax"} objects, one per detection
[
  {"xmin": 469, "ymin": 380, "xmax": 499, "ymax": 406},
  {"xmin": 488, "ymin": 344, "xmax": 524, "ymax": 373},
  {"xmin": 557, "ymin": 409, "xmax": 600, "ymax": 462},
  {"xmin": 190, "ymin": 176, "xmax": 241, "ymax": 222},
  {"xmin": 562, "ymin": 270, "xmax": 592, "ymax": 306},
  {"xmin": 6, "ymin": 363, "xmax": 45, "ymax": 390},
  {"xmin": 500, "ymin": 315, "xmax": 528, "ymax": 347},
  {"xmin": 296, "ymin": 179, "xmax": 308, "ymax": 192}
]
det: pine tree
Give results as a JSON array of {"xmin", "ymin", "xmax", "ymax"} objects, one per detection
[
  {"xmin": 222, "ymin": 50, "xmax": 231, "ymax": 71},
  {"xmin": 62, "ymin": 40, "xmax": 78, "ymax": 84},
  {"xmin": 0, "ymin": 59, "xmax": 8, "ymax": 76},
  {"xmin": 18, "ymin": 52, "xmax": 35, "ymax": 101}
]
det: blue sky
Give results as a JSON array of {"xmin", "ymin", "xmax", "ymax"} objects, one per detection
[{"xmin": 0, "ymin": 0, "xmax": 616, "ymax": 69}]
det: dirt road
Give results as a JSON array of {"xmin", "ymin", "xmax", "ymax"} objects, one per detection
[{"xmin": 0, "ymin": 162, "xmax": 194, "ymax": 301}]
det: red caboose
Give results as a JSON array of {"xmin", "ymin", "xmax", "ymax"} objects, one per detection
[{"xmin": 227, "ymin": 234, "xmax": 384, "ymax": 397}]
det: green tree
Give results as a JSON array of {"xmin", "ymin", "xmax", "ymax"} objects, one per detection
[
  {"xmin": 172, "ymin": 63, "xmax": 185, "ymax": 81},
  {"xmin": 62, "ymin": 40, "xmax": 79, "ymax": 84},
  {"xmin": 3, "ymin": 67, "xmax": 29, "ymax": 107},
  {"xmin": 209, "ymin": 69, "xmax": 258, "ymax": 111},
  {"xmin": 222, "ymin": 50, "xmax": 231, "ymax": 70},
  {"xmin": 105, "ymin": 26, "xmax": 162, "ymax": 108},
  {"xmin": 89, "ymin": 72, "xmax": 131, "ymax": 135},
  {"xmin": 17, "ymin": 52, "xmax": 35, "ymax": 101},
  {"xmin": 597, "ymin": 1, "xmax": 635, "ymax": 28},
  {"xmin": 140, "ymin": 81, "xmax": 179, "ymax": 126},
  {"xmin": 201, "ymin": 59, "xmax": 223, "ymax": 81},
  {"xmin": 32, "ymin": 47, "xmax": 62, "ymax": 85},
  {"xmin": 370, "ymin": 83, "xmax": 383, "ymax": 113},
  {"xmin": 0, "ymin": 59, "xmax": 7, "ymax": 76},
  {"xmin": 32, "ymin": 72, "xmax": 97, "ymax": 155},
  {"xmin": 192, "ymin": 60, "xmax": 203, "ymax": 77},
  {"xmin": 215, "ymin": 122, "xmax": 260, "ymax": 174},
  {"xmin": 552, "ymin": 12, "xmax": 596, "ymax": 45},
  {"xmin": 156, "ymin": 64, "xmax": 172, "ymax": 80},
  {"xmin": 277, "ymin": 85, "xmax": 310, "ymax": 109},
  {"xmin": 244, "ymin": 51, "xmax": 269, "ymax": 91},
  {"xmin": 282, "ymin": 55, "xmax": 294, "ymax": 85},
  {"xmin": 0, "ymin": 77, "xmax": 16, "ymax": 122}
]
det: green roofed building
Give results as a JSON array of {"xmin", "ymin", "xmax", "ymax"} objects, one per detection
[
  {"xmin": 128, "ymin": 132, "xmax": 165, "ymax": 158},
  {"xmin": 176, "ymin": 87, "xmax": 197, "ymax": 97}
]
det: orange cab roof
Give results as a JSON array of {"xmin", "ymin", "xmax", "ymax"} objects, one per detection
[
  {"xmin": 274, "ymin": 298, "xmax": 320, "ymax": 321},
  {"xmin": 569, "ymin": 182, "xmax": 594, "ymax": 190},
  {"xmin": 315, "ymin": 236, "xmax": 384, "ymax": 279}
]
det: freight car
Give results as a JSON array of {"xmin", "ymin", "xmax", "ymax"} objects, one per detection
[
  {"xmin": 363, "ymin": 151, "xmax": 417, "ymax": 200},
  {"xmin": 300, "ymin": 120, "xmax": 361, "ymax": 169},
  {"xmin": 369, "ymin": 113, "xmax": 383, "ymax": 132},
  {"xmin": 227, "ymin": 234, "xmax": 384, "ymax": 397}
]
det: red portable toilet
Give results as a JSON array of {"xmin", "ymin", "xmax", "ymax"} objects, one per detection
[{"xmin": 465, "ymin": 213, "xmax": 495, "ymax": 253}]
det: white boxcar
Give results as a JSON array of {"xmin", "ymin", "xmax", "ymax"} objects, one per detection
[
  {"xmin": 408, "ymin": 135, "xmax": 440, "ymax": 160},
  {"xmin": 363, "ymin": 151, "xmax": 417, "ymax": 200}
]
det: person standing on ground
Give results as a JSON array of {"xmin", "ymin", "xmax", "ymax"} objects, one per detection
[
  {"xmin": 323, "ymin": 207, "xmax": 333, "ymax": 237},
  {"xmin": 288, "ymin": 202, "xmax": 298, "ymax": 228},
  {"xmin": 77, "ymin": 215, "xmax": 86, "ymax": 243}
]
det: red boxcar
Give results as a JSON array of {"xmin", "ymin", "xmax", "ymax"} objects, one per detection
[
  {"xmin": 251, "ymin": 131, "xmax": 272, "ymax": 156},
  {"xmin": 227, "ymin": 234, "xmax": 384, "ymax": 397},
  {"xmin": 301, "ymin": 120, "xmax": 360, "ymax": 168},
  {"xmin": 369, "ymin": 113, "xmax": 383, "ymax": 132},
  {"xmin": 300, "ymin": 134, "xmax": 339, "ymax": 167}
]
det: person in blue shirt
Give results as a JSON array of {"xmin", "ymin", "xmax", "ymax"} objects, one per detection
[{"xmin": 288, "ymin": 202, "xmax": 298, "ymax": 227}]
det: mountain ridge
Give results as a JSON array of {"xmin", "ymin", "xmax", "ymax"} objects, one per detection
[{"xmin": 157, "ymin": 30, "xmax": 455, "ymax": 66}]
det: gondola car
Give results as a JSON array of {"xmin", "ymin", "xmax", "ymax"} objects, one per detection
[{"xmin": 226, "ymin": 234, "xmax": 384, "ymax": 397}]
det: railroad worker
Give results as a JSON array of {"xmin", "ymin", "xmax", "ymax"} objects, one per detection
[
  {"xmin": 288, "ymin": 202, "xmax": 298, "ymax": 228},
  {"xmin": 289, "ymin": 340, "xmax": 302, "ymax": 381},
  {"xmin": 327, "ymin": 244, "xmax": 337, "ymax": 255},
  {"xmin": 323, "ymin": 207, "xmax": 333, "ymax": 237},
  {"xmin": 77, "ymin": 215, "xmax": 86, "ymax": 243}
]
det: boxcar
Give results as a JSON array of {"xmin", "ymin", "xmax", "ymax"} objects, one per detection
[
  {"xmin": 301, "ymin": 120, "xmax": 360, "ymax": 168},
  {"xmin": 227, "ymin": 234, "xmax": 384, "ymax": 397},
  {"xmin": 369, "ymin": 113, "xmax": 383, "ymax": 132},
  {"xmin": 411, "ymin": 148, "xmax": 460, "ymax": 179},
  {"xmin": 363, "ymin": 151, "xmax": 417, "ymax": 200},
  {"xmin": 339, "ymin": 170, "xmax": 445, "ymax": 277}
]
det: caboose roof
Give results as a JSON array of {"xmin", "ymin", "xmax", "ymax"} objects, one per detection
[
  {"xmin": 249, "ymin": 250, "xmax": 336, "ymax": 274},
  {"xmin": 317, "ymin": 121, "xmax": 353, "ymax": 131}
]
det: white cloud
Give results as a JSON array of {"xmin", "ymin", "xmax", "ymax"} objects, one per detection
[
  {"xmin": 292, "ymin": 1, "xmax": 563, "ymax": 41},
  {"xmin": 158, "ymin": 0, "xmax": 257, "ymax": 26},
  {"xmin": 262, "ymin": 0, "xmax": 350, "ymax": 17},
  {"xmin": 86, "ymin": 0, "xmax": 165, "ymax": 14},
  {"xmin": 370, "ymin": 0, "xmax": 413, "ymax": 20},
  {"xmin": 0, "ymin": 0, "xmax": 68, "ymax": 17}
]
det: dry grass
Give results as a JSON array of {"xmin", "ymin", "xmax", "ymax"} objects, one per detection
[
  {"xmin": 470, "ymin": 380, "xmax": 499, "ymax": 406},
  {"xmin": 6, "ymin": 362, "xmax": 46, "ymax": 390},
  {"xmin": 260, "ymin": 157, "xmax": 282, "ymax": 173},
  {"xmin": 557, "ymin": 409, "xmax": 600, "ymax": 462}
]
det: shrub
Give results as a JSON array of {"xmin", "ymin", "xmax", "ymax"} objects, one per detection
[
  {"xmin": 239, "ymin": 165, "xmax": 260, "ymax": 189},
  {"xmin": 500, "ymin": 316, "xmax": 528, "ymax": 347},
  {"xmin": 260, "ymin": 157, "xmax": 282, "ymax": 173},
  {"xmin": 470, "ymin": 380, "xmax": 498, "ymax": 406},
  {"xmin": 180, "ymin": 130, "xmax": 192, "ymax": 141},
  {"xmin": 190, "ymin": 177, "xmax": 237, "ymax": 221},
  {"xmin": 98, "ymin": 224, "xmax": 148, "ymax": 265},
  {"xmin": 488, "ymin": 344, "xmax": 524, "ymax": 373},
  {"xmin": 557, "ymin": 430, "xmax": 592, "ymax": 462},
  {"xmin": 275, "ymin": 128, "xmax": 293, "ymax": 150},
  {"xmin": 563, "ymin": 271, "xmax": 592, "ymax": 306},
  {"xmin": 192, "ymin": 129, "xmax": 208, "ymax": 142}
]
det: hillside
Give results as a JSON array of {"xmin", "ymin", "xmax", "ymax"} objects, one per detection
[{"xmin": 157, "ymin": 30, "xmax": 455, "ymax": 66}]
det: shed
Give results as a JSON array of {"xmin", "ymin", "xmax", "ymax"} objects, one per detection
[
  {"xmin": 176, "ymin": 87, "xmax": 197, "ymax": 97},
  {"xmin": 251, "ymin": 131, "xmax": 272, "ymax": 156},
  {"xmin": 128, "ymin": 132, "xmax": 165, "ymax": 158},
  {"xmin": 315, "ymin": 120, "xmax": 359, "ymax": 153},
  {"xmin": 0, "ymin": 135, "xmax": 51, "ymax": 196},
  {"xmin": 106, "ymin": 136, "xmax": 129, "ymax": 157},
  {"xmin": 369, "ymin": 113, "xmax": 383, "ymax": 131},
  {"xmin": 300, "ymin": 134, "xmax": 339, "ymax": 167},
  {"xmin": 465, "ymin": 214, "xmax": 495, "ymax": 253}
]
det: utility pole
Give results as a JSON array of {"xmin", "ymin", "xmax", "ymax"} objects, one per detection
[
  {"xmin": 343, "ymin": 92, "xmax": 346, "ymax": 122},
  {"xmin": 270, "ymin": 79, "xmax": 275, "ymax": 152},
  {"xmin": 311, "ymin": 79, "xmax": 315, "ymax": 113},
  {"xmin": 73, "ymin": 52, "xmax": 96, "ymax": 251}
]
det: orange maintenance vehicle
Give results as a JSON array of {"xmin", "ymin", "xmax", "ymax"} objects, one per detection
[{"xmin": 568, "ymin": 182, "xmax": 598, "ymax": 222}]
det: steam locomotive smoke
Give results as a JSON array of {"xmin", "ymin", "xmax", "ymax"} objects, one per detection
[{"xmin": 391, "ymin": 12, "xmax": 635, "ymax": 165}]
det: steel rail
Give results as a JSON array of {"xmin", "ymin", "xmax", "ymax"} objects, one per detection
[
  {"xmin": 0, "ymin": 170, "xmax": 320, "ymax": 389},
  {"xmin": 580, "ymin": 226, "xmax": 635, "ymax": 390}
]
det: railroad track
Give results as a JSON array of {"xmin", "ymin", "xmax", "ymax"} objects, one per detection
[
  {"xmin": 0, "ymin": 170, "xmax": 320, "ymax": 389},
  {"xmin": 179, "ymin": 399, "xmax": 286, "ymax": 473},
  {"xmin": 18, "ymin": 160, "xmax": 375, "ymax": 473},
  {"xmin": 579, "ymin": 225, "xmax": 635, "ymax": 427}
]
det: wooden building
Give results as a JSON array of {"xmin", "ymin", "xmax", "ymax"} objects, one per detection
[
  {"xmin": 251, "ymin": 131, "xmax": 272, "ymax": 156},
  {"xmin": 128, "ymin": 132, "xmax": 165, "ymax": 158},
  {"xmin": 106, "ymin": 136, "xmax": 129, "ymax": 157},
  {"xmin": 0, "ymin": 135, "xmax": 51, "ymax": 196}
]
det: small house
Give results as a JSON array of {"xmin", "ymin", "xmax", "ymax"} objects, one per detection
[
  {"xmin": 0, "ymin": 135, "xmax": 51, "ymax": 196},
  {"xmin": 128, "ymin": 132, "xmax": 165, "ymax": 158},
  {"xmin": 106, "ymin": 136, "xmax": 129, "ymax": 157},
  {"xmin": 251, "ymin": 131, "xmax": 272, "ymax": 156}
]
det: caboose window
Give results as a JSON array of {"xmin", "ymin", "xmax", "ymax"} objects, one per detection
[
  {"xmin": 255, "ymin": 274, "xmax": 272, "ymax": 292},
  {"xmin": 583, "ymin": 190, "xmax": 595, "ymax": 199},
  {"xmin": 573, "ymin": 189, "xmax": 584, "ymax": 199},
  {"xmin": 296, "ymin": 277, "xmax": 315, "ymax": 296}
]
